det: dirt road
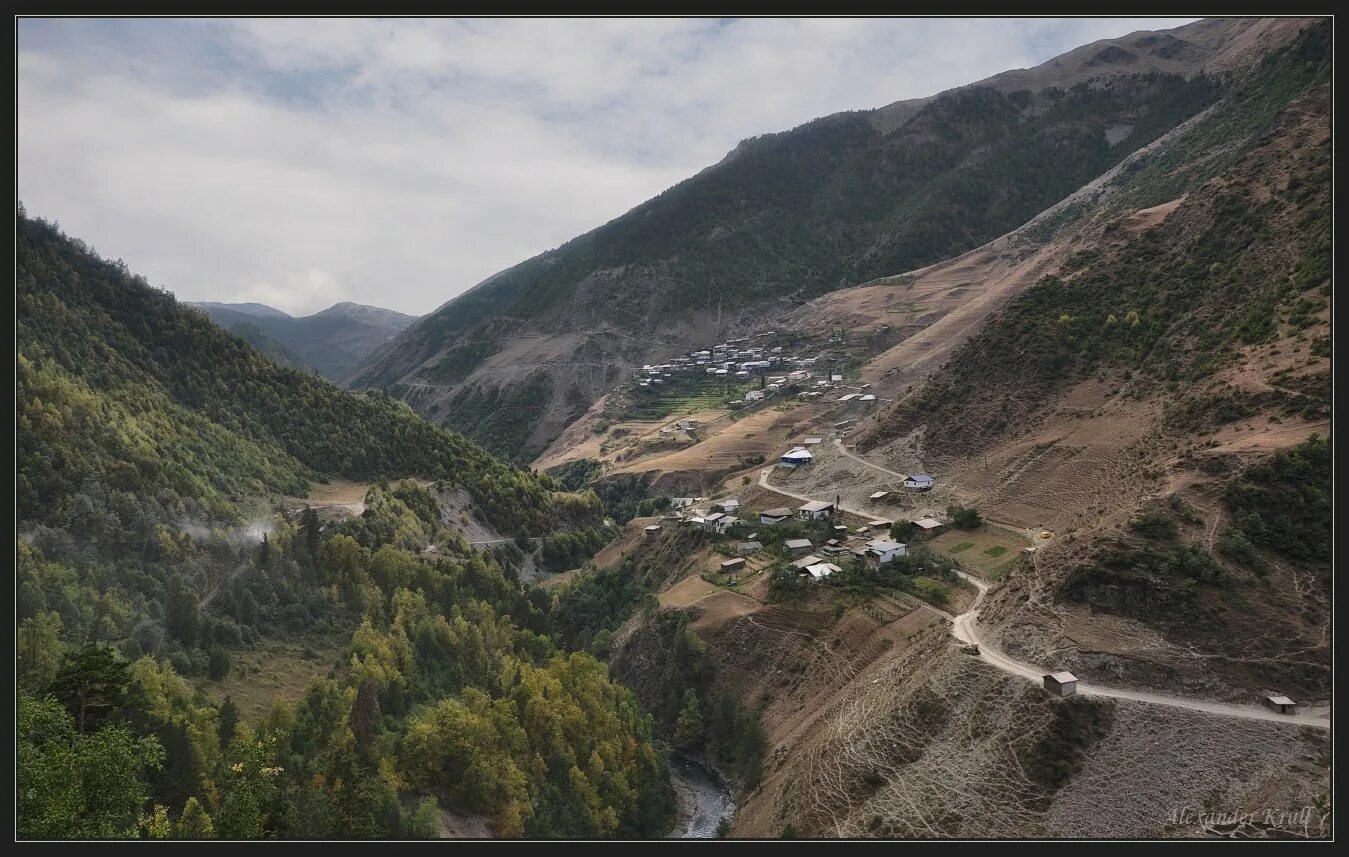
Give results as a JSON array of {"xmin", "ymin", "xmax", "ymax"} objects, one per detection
[
  {"xmin": 760, "ymin": 463, "xmax": 1331, "ymax": 731},
  {"xmin": 950, "ymin": 569, "xmax": 1331, "ymax": 730}
]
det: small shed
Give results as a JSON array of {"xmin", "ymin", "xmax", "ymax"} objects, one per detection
[
  {"xmin": 869, "ymin": 490, "xmax": 890, "ymax": 502},
  {"xmin": 720, "ymin": 557, "xmax": 746, "ymax": 573},
  {"xmin": 784, "ymin": 539, "xmax": 815, "ymax": 556},
  {"xmin": 911, "ymin": 517, "xmax": 945, "ymax": 537},
  {"xmin": 737, "ymin": 541, "xmax": 763, "ymax": 555},
  {"xmin": 1264, "ymin": 695, "xmax": 1297, "ymax": 715},
  {"xmin": 760, "ymin": 508, "xmax": 792, "ymax": 525},
  {"xmin": 803, "ymin": 437, "xmax": 823, "ymax": 445},
  {"xmin": 1043, "ymin": 672, "xmax": 1078, "ymax": 697},
  {"xmin": 644, "ymin": 524, "xmax": 663, "ymax": 539}
]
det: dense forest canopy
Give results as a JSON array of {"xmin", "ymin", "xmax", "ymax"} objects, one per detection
[
  {"xmin": 17, "ymin": 210, "xmax": 593, "ymax": 536},
  {"xmin": 16, "ymin": 215, "xmax": 678, "ymax": 839}
]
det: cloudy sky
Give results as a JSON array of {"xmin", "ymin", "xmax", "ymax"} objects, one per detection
[{"xmin": 18, "ymin": 17, "xmax": 1196, "ymax": 316}]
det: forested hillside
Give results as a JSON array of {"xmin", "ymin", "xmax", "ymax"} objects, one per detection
[
  {"xmin": 17, "ymin": 210, "xmax": 575, "ymax": 534},
  {"xmin": 17, "ymin": 215, "xmax": 680, "ymax": 839},
  {"xmin": 191, "ymin": 301, "xmax": 417, "ymax": 383}
]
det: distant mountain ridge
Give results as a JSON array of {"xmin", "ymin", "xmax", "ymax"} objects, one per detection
[
  {"xmin": 190, "ymin": 300, "xmax": 418, "ymax": 382},
  {"xmin": 347, "ymin": 16, "xmax": 1318, "ymax": 465},
  {"xmin": 189, "ymin": 300, "xmax": 291, "ymax": 318}
]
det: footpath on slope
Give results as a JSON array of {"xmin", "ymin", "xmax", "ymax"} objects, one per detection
[{"xmin": 759, "ymin": 463, "xmax": 1331, "ymax": 731}]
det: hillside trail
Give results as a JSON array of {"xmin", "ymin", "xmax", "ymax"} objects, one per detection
[{"xmin": 759, "ymin": 462, "xmax": 1330, "ymax": 731}]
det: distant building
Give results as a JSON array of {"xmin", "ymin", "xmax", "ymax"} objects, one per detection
[
  {"xmin": 1043, "ymin": 672, "xmax": 1078, "ymax": 697},
  {"xmin": 760, "ymin": 508, "xmax": 792, "ymax": 526},
  {"xmin": 911, "ymin": 517, "xmax": 945, "ymax": 537},
  {"xmin": 713, "ymin": 516, "xmax": 740, "ymax": 534},
  {"xmin": 644, "ymin": 524, "xmax": 662, "ymax": 539},
  {"xmin": 720, "ymin": 557, "xmax": 746, "ymax": 573},
  {"xmin": 737, "ymin": 541, "xmax": 763, "ymax": 555},
  {"xmin": 903, "ymin": 474, "xmax": 935, "ymax": 492},
  {"xmin": 790, "ymin": 553, "xmax": 825, "ymax": 571},
  {"xmin": 780, "ymin": 448, "xmax": 814, "ymax": 468},
  {"xmin": 716, "ymin": 498, "xmax": 741, "ymax": 514},
  {"xmin": 1264, "ymin": 695, "xmax": 1297, "ymax": 715},
  {"xmin": 804, "ymin": 562, "xmax": 841, "ymax": 580},
  {"xmin": 784, "ymin": 539, "xmax": 815, "ymax": 557},
  {"xmin": 803, "ymin": 437, "xmax": 823, "ymax": 445},
  {"xmin": 798, "ymin": 500, "xmax": 834, "ymax": 520},
  {"xmin": 869, "ymin": 490, "xmax": 890, "ymax": 502},
  {"xmin": 864, "ymin": 539, "xmax": 906, "ymax": 566},
  {"xmin": 744, "ymin": 389, "xmax": 765, "ymax": 401}
]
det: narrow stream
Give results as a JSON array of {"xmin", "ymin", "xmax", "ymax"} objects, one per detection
[{"xmin": 669, "ymin": 755, "xmax": 736, "ymax": 838}]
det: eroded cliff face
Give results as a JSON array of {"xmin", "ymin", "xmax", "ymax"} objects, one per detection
[{"xmin": 616, "ymin": 603, "xmax": 1328, "ymax": 839}]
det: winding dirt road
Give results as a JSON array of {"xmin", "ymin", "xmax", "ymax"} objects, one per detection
[{"xmin": 759, "ymin": 463, "xmax": 1331, "ymax": 731}]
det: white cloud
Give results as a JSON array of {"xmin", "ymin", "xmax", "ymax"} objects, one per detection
[{"xmin": 17, "ymin": 17, "xmax": 1197, "ymax": 316}]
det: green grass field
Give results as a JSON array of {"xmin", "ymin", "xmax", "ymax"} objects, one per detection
[
  {"xmin": 198, "ymin": 631, "xmax": 352, "ymax": 723},
  {"xmin": 928, "ymin": 528, "xmax": 1028, "ymax": 581}
]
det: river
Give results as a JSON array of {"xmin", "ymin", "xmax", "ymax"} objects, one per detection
[{"xmin": 669, "ymin": 755, "xmax": 736, "ymax": 838}]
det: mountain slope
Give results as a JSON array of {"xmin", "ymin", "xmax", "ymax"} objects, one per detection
[
  {"xmin": 17, "ymin": 211, "xmax": 580, "ymax": 534},
  {"xmin": 190, "ymin": 300, "xmax": 418, "ymax": 382},
  {"xmin": 16, "ymin": 215, "xmax": 682, "ymax": 840},
  {"xmin": 190, "ymin": 301, "xmax": 291, "ymax": 319},
  {"xmin": 349, "ymin": 17, "xmax": 1313, "ymax": 466},
  {"xmin": 844, "ymin": 18, "xmax": 1332, "ymax": 700}
]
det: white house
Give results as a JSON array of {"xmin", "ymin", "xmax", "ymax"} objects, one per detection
[
  {"xmin": 760, "ymin": 507, "xmax": 792, "ymax": 525},
  {"xmin": 745, "ymin": 389, "xmax": 765, "ymax": 402},
  {"xmin": 780, "ymin": 448, "xmax": 814, "ymax": 468},
  {"xmin": 805, "ymin": 562, "xmax": 842, "ymax": 580},
  {"xmin": 716, "ymin": 498, "xmax": 741, "ymax": 514},
  {"xmin": 903, "ymin": 474, "xmax": 935, "ymax": 492},
  {"xmin": 865, "ymin": 539, "xmax": 906, "ymax": 566},
  {"xmin": 713, "ymin": 516, "xmax": 740, "ymax": 534},
  {"xmin": 701, "ymin": 512, "xmax": 724, "ymax": 532},
  {"xmin": 798, "ymin": 500, "xmax": 835, "ymax": 520}
]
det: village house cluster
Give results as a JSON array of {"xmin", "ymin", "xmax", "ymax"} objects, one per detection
[
  {"xmin": 663, "ymin": 480, "xmax": 950, "ymax": 584},
  {"xmin": 633, "ymin": 331, "xmax": 860, "ymax": 405}
]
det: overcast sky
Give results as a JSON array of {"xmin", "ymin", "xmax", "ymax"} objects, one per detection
[{"xmin": 18, "ymin": 17, "xmax": 1197, "ymax": 316}]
